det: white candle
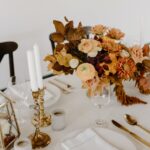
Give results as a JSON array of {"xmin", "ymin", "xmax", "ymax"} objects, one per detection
[
  {"xmin": 27, "ymin": 50, "xmax": 38, "ymax": 92},
  {"xmin": 33, "ymin": 44, "xmax": 44, "ymax": 89}
]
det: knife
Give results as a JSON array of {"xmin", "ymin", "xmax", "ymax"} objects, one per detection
[{"xmin": 112, "ymin": 120, "xmax": 150, "ymax": 148}]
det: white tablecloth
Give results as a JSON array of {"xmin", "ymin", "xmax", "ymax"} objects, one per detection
[{"xmin": 6, "ymin": 75, "xmax": 150, "ymax": 150}]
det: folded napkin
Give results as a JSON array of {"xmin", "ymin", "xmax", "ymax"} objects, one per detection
[{"xmin": 61, "ymin": 128, "xmax": 118, "ymax": 150}]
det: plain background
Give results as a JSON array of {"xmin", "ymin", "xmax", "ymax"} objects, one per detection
[{"xmin": 0, "ymin": 0, "xmax": 150, "ymax": 89}]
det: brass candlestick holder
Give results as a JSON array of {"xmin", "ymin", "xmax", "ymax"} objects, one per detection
[
  {"xmin": 38, "ymin": 88, "xmax": 51, "ymax": 127},
  {"xmin": 32, "ymin": 88, "xmax": 51, "ymax": 127},
  {"xmin": 29, "ymin": 91, "xmax": 51, "ymax": 149}
]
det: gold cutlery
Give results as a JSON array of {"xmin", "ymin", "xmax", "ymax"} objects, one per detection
[
  {"xmin": 48, "ymin": 80, "xmax": 71, "ymax": 94},
  {"xmin": 112, "ymin": 120, "xmax": 150, "ymax": 148},
  {"xmin": 124, "ymin": 114, "xmax": 150, "ymax": 134},
  {"xmin": 54, "ymin": 78, "xmax": 73, "ymax": 89}
]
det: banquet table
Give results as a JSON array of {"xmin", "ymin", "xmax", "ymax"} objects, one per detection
[{"xmin": 5, "ymin": 74, "xmax": 150, "ymax": 150}]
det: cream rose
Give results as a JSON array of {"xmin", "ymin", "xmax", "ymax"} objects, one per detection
[
  {"xmin": 78, "ymin": 39, "xmax": 101, "ymax": 57},
  {"xmin": 120, "ymin": 50, "xmax": 130, "ymax": 58},
  {"xmin": 69, "ymin": 58, "xmax": 79, "ymax": 68}
]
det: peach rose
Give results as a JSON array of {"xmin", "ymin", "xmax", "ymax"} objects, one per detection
[{"xmin": 76, "ymin": 63, "xmax": 96, "ymax": 81}]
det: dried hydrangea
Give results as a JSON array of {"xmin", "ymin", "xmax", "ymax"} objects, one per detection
[
  {"xmin": 107, "ymin": 28, "xmax": 125, "ymax": 40},
  {"xmin": 102, "ymin": 40, "xmax": 122, "ymax": 52},
  {"xmin": 129, "ymin": 45, "xmax": 144, "ymax": 63},
  {"xmin": 91, "ymin": 24, "xmax": 107, "ymax": 35}
]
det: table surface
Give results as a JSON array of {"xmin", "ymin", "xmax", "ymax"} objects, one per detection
[{"xmin": 6, "ymin": 74, "xmax": 150, "ymax": 150}]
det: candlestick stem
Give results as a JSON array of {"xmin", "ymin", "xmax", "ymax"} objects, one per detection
[{"xmin": 29, "ymin": 91, "xmax": 51, "ymax": 149}]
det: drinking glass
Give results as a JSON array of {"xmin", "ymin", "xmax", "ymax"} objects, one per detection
[
  {"xmin": 90, "ymin": 83, "xmax": 111, "ymax": 127},
  {"xmin": 7, "ymin": 76, "xmax": 30, "ymax": 104}
]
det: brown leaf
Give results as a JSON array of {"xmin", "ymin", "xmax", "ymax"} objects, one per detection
[
  {"xmin": 65, "ymin": 21, "xmax": 74, "ymax": 33},
  {"xmin": 50, "ymin": 33, "xmax": 64, "ymax": 43},
  {"xmin": 78, "ymin": 22, "xmax": 82, "ymax": 28},
  {"xmin": 44, "ymin": 55, "xmax": 56, "ymax": 62},
  {"xmin": 66, "ymin": 28, "xmax": 84, "ymax": 41},
  {"xmin": 115, "ymin": 82, "xmax": 146, "ymax": 105},
  {"xmin": 53, "ymin": 20, "xmax": 65, "ymax": 35},
  {"xmin": 55, "ymin": 44, "xmax": 64, "ymax": 52},
  {"xmin": 143, "ymin": 44, "xmax": 150, "ymax": 56},
  {"xmin": 64, "ymin": 16, "xmax": 69, "ymax": 22},
  {"xmin": 142, "ymin": 59, "xmax": 150, "ymax": 72},
  {"xmin": 53, "ymin": 62, "xmax": 63, "ymax": 71}
]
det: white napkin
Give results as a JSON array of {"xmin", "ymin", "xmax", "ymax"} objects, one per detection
[{"xmin": 61, "ymin": 128, "xmax": 118, "ymax": 150}]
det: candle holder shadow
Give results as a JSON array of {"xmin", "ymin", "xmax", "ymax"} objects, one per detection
[{"xmin": 29, "ymin": 91, "xmax": 51, "ymax": 149}]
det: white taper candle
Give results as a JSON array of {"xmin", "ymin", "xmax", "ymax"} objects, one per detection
[
  {"xmin": 33, "ymin": 44, "xmax": 44, "ymax": 89},
  {"xmin": 27, "ymin": 50, "xmax": 38, "ymax": 92}
]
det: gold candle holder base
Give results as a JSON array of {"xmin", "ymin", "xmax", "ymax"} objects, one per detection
[{"xmin": 29, "ymin": 130, "xmax": 51, "ymax": 149}]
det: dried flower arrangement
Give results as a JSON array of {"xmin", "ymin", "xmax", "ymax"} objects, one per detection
[{"xmin": 45, "ymin": 18, "xmax": 150, "ymax": 106}]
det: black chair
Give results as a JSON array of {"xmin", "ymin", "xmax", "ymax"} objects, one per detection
[
  {"xmin": 0, "ymin": 42, "xmax": 18, "ymax": 88},
  {"xmin": 49, "ymin": 26, "xmax": 91, "ymax": 53}
]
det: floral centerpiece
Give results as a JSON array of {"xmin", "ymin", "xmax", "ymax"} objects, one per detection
[{"xmin": 45, "ymin": 18, "xmax": 150, "ymax": 106}]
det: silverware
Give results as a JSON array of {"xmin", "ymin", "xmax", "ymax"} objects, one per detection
[
  {"xmin": 124, "ymin": 114, "xmax": 150, "ymax": 134},
  {"xmin": 112, "ymin": 120, "xmax": 150, "ymax": 148},
  {"xmin": 54, "ymin": 78, "xmax": 73, "ymax": 89},
  {"xmin": 48, "ymin": 80, "xmax": 70, "ymax": 94}
]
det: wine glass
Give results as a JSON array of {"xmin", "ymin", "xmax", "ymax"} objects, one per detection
[
  {"xmin": 90, "ymin": 83, "xmax": 111, "ymax": 127},
  {"xmin": 7, "ymin": 76, "xmax": 30, "ymax": 104}
]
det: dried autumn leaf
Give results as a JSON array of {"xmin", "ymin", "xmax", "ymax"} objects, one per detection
[
  {"xmin": 65, "ymin": 21, "xmax": 74, "ymax": 33},
  {"xmin": 64, "ymin": 16, "xmax": 69, "ymax": 22},
  {"xmin": 142, "ymin": 59, "xmax": 150, "ymax": 72},
  {"xmin": 115, "ymin": 82, "xmax": 146, "ymax": 105},
  {"xmin": 55, "ymin": 44, "xmax": 64, "ymax": 52},
  {"xmin": 66, "ymin": 28, "xmax": 85, "ymax": 41},
  {"xmin": 142, "ymin": 44, "xmax": 150, "ymax": 56},
  {"xmin": 78, "ymin": 22, "xmax": 82, "ymax": 28},
  {"xmin": 53, "ymin": 62, "xmax": 63, "ymax": 71},
  {"xmin": 44, "ymin": 55, "xmax": 56, "ymax": 62},
  {"xmin": 50, "ymin": 33, "xmax": 64, "ymax": 43},
  {"xmin": 53, "ymin": 20, "xmax": 65, "ymax": 35}
]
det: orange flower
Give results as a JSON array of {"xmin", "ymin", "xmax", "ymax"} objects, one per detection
[
  {"xmin": 129, "ymin": 45, "xmax": 144, "ymax": 63},
  {"xmin": 91, "ymin": 24, "xmax": 107, "ymax": 35},
  {"xmin": 142, "ymin": 44, "xmax": 150, "ymax": 57},
  {"xmin": 107, "ymin": 28, "xmax": 125, "ymax": 40},
  {"xmin": 117, "ymin": 58, "xmax": 136, "ymax": 79},
  {"xmin": 138, "ymin": 76, "xmax": 150, "ymax": 91},
  {"xmin": 102, "ymin": 40, "xmax": 122, "ymax": 52}
]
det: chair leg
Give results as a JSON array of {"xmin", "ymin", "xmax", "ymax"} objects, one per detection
[{"xmin": 9, "ymin": 52, "xmax": 15, "ymax": 77}]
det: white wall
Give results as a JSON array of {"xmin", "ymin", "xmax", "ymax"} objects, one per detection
[{"xmin": 0, "ymin": 0, "xmax": 150, "ymax": 88}]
